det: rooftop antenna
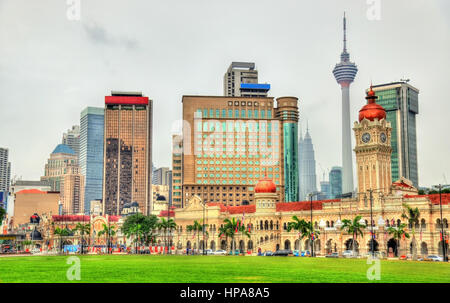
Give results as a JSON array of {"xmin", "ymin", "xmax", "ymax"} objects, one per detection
[
  {"xmin": 400, "ymin": 78, "xmax": 410, "ymax": 83},
  {"xmin": 343, "ymin": 12, "xmax": 347, "ymax": 53}
]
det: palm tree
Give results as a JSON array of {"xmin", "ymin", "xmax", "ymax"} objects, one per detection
[
  {"xmin": 287, "ymin": 216, "xmax": 310, "ymax": 252},
  {"xmin": 221, "ymin": 218, "xmax": 250, "ymax": 254},
  {"xmin": 74, "ymin": 223, "xmax": 91, "ymax": 254},
  {"xmin": 402, "ymin": 203, "xmax": 420, "ymax": 260},
  {"xmin": 218, "ymin": 225, "xmax": 231, "ymax": 251},
  {"xmin": 186, "ymin": 220, "xmax": 206, "ymax": 254},
  {"xmin": 387, "ymin": 223, "xmax": 410, "ymax": 257},
  {"xmin": 97, "ymin": 224, "xmax": 116, "ymax": 254},
  {"xmin": 340, "ymin": 216, "xmax": 365, "ymax": 257},
  {"xmin": 127, "ymin": 223, "xmax": 143, "ymax": 253},
  {"xmin": 157, "ymin": 218, "xmax": 177, "ymax": 254},
  {"xmin": 54, "ymin": 227, "xmax": 72, "ymax": 253}
]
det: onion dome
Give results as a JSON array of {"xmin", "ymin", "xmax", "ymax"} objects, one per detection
[
  {"xmin": 359, "ymin": 86, "xmax": 386, "ymax": 122},
  {"xmin": 156, "ymin": 195, "xmax": 166, "ymax": 201},
  {"xmin": 123, "ymin": 203, "xmax": 131, "ymax": 209},
  {"xmin": 255, "ymin": 177, "xmax": 277, "ymax": 193},
  {"xmin": 130, "ymin": 201, "xmax": 139, "ymax": 207}
]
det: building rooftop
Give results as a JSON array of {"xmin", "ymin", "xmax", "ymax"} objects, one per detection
[{"xmin": 52, "ymin": 144, "xmax": 75, "ymax": 155}]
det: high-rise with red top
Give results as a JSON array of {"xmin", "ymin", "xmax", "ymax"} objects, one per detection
[
  {"xmin": 102, "ymin": 91, "xmax": 153, "ymax": 216},
  {"xmin": 332, "ymin": 13, "xmax": 358, "ymax": 195}
]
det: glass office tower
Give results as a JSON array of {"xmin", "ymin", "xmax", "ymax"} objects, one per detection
[
  {"xmin": 80, "ymin": 107, "xmax": 104, "ymax": 214},
  {"xmin": 276, "ymin": 97, "xmax": 299, "ymax": 202},
  {"xmin": 329, "ymin": 166, "xmax": 342, "ymax": 199},
  {"xmin": 371, "ymin": 82, "xmax": 419, "ymax": 187}
]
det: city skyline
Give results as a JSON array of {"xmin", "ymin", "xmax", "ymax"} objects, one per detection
[{"xmin": 1, "ymin": 1, "xmax": 450, "ymax": 188}]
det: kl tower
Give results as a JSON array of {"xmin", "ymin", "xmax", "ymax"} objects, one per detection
[{"xmin": 332, "ymin": 13, "xmax": 358, "ymax": 195}]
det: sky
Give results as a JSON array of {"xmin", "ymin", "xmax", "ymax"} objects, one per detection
[{"xmin": 0, "ymin": 0, "xmax": 449, "ymax": 188}]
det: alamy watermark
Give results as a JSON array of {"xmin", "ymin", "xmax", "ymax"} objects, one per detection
[
  {"xmin": 366, "ymin": 0, "xmax": 381, "ymax": 21},
  {"xmin": 66, "ymin": 0, "xmax": 81, "ymax": 21},
  {"xmin": 366, "ymin": 255, "xmax": 381, "ymax": 280},
  {"xmin": 66, "ymin": 256, "xmax": 81, "ymax": 281}
]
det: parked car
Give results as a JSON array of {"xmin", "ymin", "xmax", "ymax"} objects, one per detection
[
  {"xmin": 272, "ymin": 249, "xmax": 290, "ymax": 256},
  {"xmin": 211, "ymin": 250, "xmax": 227, "ymax": 255},
  {"xmin": 326, "ymin": 252, "xmax": 339, "ymax": 258},
  {"xmin": 342, "ymin": 250, "xmax": 358, "ymax": 258},
  {"xmin": 263, "ymin": 251, "xmax": 273, "ymax": 256},
  {"xmin": 364, "ymin": 251, "xmax": 386, "ymax": 259},
  {"xmin": 204, "ymin": 249, "xmax": 213, "ymax": 255},
  {"xmin": 300, "ymin": 250, "xmax": 311, "ymax": 257},
  {"xmin": 427, "ymin": 255, "xmax": 444, "ymax": 262}
]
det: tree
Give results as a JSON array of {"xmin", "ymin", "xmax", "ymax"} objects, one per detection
[
  {"xmin": 74, "ymin": 223, "xmax": 91, "ymax": 254},
  {"xmin": 128, "ymin": 223, "xmax": 144, "ymax": 253},
  {"xmin": 186, "ymin": 220, "xmax": 206, "ymax": 254},
  {"xmin": 122, "ymin": 213, "xmax": 158, "ymax": 245},
  {"xmin": 287, "ymin": 216, "xmax": 310, "ymax": 252},
  {"xmin": 340, "ymin": 216, "xmax": 365, "ymax": 256},
  {"xmin": 387, "ymin": 223, "xmax": 410, "ymax": 257},
  {"xmin": 220, "ymin": 218, "xmax": 250, "ymax": 254},
  {"xmin": 53, "ymin": 227, "xmax": 72, "ymax": 253},
  {"xmin": 0, "ymin": 207, "xmax": 6, "ymax": 224},
  {"xmin": 97, "ymin": 224, "xmax": 116, "ymax": 254},
  {"xmin": 402, "ymin": 203, "xmax": 420, "ymax": 260},
  {"xmin": 157, "ymin": 218, "xmax": 177, "ymax": 254}
]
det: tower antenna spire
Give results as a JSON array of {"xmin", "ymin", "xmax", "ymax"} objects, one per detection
[{"xmin": 343, "ymin": 12, "xmax": 347, "ymax": 53}]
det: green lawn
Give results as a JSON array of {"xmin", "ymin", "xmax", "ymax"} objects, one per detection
[{"xmin": 0, "ymin": 255, "xmax": 448, "ymax": 283}]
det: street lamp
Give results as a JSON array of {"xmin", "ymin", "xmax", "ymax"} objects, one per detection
[
  {"xmin": 202, "ymin": 200, "xmax": 206, "ymax": 256},
  {"xmin": 437, "ymin": 184, "xmax": 448, "ymax": 261}
]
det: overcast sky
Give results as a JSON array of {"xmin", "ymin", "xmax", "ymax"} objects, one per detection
[{"xmin": 0, "ymin": 0, "xmax": 449, "ymax": 188}]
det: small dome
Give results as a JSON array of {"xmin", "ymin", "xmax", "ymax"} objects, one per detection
[
  {"xmin": 255, "ymin": 177, "xmax": 277, "ymax": 193},
  {"xmin": 52, "ymin": 144, "xmax": 75, "ymax": 155},
  {"xmin": 359, "ymin": 86, "xmax": 386, "ymax": 122},
  {"xmin": 131, "ymin": 201, "xmax": 139, "ymax": 207},
  {"xmin": 123, "ymin": 203, "xmax": 131, "ymax": 209},
  {"xmin": 156, "ymin": 195, "xmax": 166, "ymax": 201}
]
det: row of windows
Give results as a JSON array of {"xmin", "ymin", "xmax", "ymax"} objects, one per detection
[
  {"xmin": 195, "ymin": 154, "xmax": 279, "ymax": 160},
  {"xmin": 196, "ymin": 173, "xmax": 279, "ymax": 178},
  {"xmin": 196, "ymin": 167, "xmax": 278, "ymax": 173},
  {"xmin": 196, "ymin": 159, "xmax": 279, "ymax": 168},
  {"xmin": 196, "ymin": 179, "xmax": 280, "ymax": 185},
  {"xmin": 196, "ymin": 140, "xmax": 277, "ymax": 146},
  {"xmin": 196, "ymin": 109, "xmax": 272, "ymax": 119},
  {"xmin": 196, "ymin": 121, "xmax": 278, "ymax": 132}
]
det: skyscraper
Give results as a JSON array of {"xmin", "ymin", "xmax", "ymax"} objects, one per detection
[
  {"xmin": 41, "ymin": 144, "xmax": 84, "ymax": 214},
  {"xmin": 0, "ymin": 147, "xmax": 11, "ymax": 209},
  {"xmin": 329, "ymin": 166, "xmax": 342, "ymax": 199},
  {"xmin": 371, "ymin": 81, "xmax": 419, "ymax": 187},
  {"xmin": 224, "ymin": 62, "xmax": 270, "ymax": 98},
  {"xmin": 172, "ymin": 134, "xmax": 183, "ymax": 208},
  {"xmin": 332, "ymin": 13, "xmax": 358, "ymax": 195},
  {"xmin": 180, "ymin": 95, "xmax": 299, "ymax": 206},
  {"xmin": 153, "ymin": 167, "xmax": 171, "ymax": 185},
  {"xmin": 62, "ymin": 125, "xmax": 80, "ymax": 157},
  {"xmin": 319, "ymin": 181, "xmax": 331, "ymax": 200},
  {"xmin": 102, "ymin": 91, "xmax": 153, "ymax": 216},
  {"xmin": 80, "ymin": 107, "xmax": 104, "ymax": 214},
  {"xmin": 298, "ymin": 126, "xmax": 317, "ymax": 201}
]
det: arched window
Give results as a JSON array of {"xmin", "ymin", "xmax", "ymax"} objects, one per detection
[
  {"xmin": 264, "ymin": 220, "xmax": 269, "ymax": 230},
  {"xmin": 420, "ymin": 219, "xmax": 426, "ymax": 229},
  {"xmin": 276, "ymin": 221, "xmax": 279, "ymax": 230},
  {"xmin": 331, "ymin": 221, "xmax": 334, "ymax": 227},
  {"xmin": 444, "ymin": 218, "xmax": 448, "ymax": 228},
  {"xmin": 397, "ymin": 219, "xmax": 401, "ymax": 227},
  {"xmin": 260, "ymin": 221, "xmax": 263, "ymax": 230},
  {"xmin": 326, "ymin": 221, "xmax": 330, "ymax": 228},
  {"xmin": 436, "ymin": 219, "xmax": 441, "ymax": 228},
  {"xmin": 283, "ymin": 222, "xmax": 287, "ymax": 230},
  {"xmin": 270, "ymin": 220, "xmax": 273, "ymax": 230}
]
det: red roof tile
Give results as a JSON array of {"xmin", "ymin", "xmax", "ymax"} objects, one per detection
[
  {"xmin": 16, "ymin": 189, "xmax": 47, "ymax": 194},
  {"xmin": 404, "ymin": 193, "xmax": 450, "ymax": 205},
  {"xmin": 276, "ymin": 199, "xmax": 340, "ymax": 212}
]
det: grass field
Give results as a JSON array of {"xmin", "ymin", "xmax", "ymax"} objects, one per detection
[{"xmin": 0, "ymin": 255, "xmax": 449, "ymax": 283}]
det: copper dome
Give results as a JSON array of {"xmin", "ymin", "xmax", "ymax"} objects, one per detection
[
  {"xmin": 359, "ymin": 86, "xmax": 386, "ymax": 122},
  {"xmin": 255, "ymin": 177, "xmax": 277, "ymax": 193}
]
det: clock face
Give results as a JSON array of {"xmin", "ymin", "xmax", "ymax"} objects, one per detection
[
  {"xmin": 362, "ymin": 133, "xmax": 371, "ymax": 143},
  {"xmin": 380, "ymin": 132, "xmax": 387, "ymax": 143}
]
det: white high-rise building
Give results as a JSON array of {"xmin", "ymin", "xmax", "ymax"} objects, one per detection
[
  {"xmin": 0, "ymin": 147, "xmax": 11, "ymax": 209},
  {"xmin": 298, "ymin": 126, "xmax": 318, "ymax": 201},
  {"xmin": 223, "ymin": 62, "xmax": 270, "ymax": 98},
  {"xmin": 332, "ymin": 13, "xmax": 358, "ymax": 195}
]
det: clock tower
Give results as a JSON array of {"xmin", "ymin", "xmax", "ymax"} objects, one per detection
[{"xmin": 353, "ymin": 86, "xmax": 392, "ymax": 198}]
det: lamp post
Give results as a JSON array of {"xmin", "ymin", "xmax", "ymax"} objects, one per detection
[
  {"xmin": 438, "ymin": 184, "xmax": 447, "ymax": 261},
  {"xmin": 368, "ymin": 189, "xmax": 375, "ymax": 257},
  {"xmin": 203, "ymin": 200, "xmax": 206, "ymax": 256}
]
